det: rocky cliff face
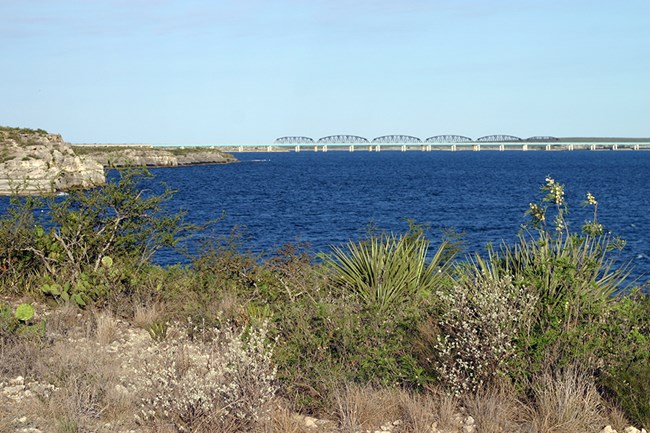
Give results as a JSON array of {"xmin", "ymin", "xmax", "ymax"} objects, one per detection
[
  {"xmin": 73, "ymin": 146, "xmax": 237, "ymax": 167},
  {"xmin": 80, "ymin": 148, "xmax": 180, "ymax": 167},
  {"xmin": 0, "ymin": 128, "xmax": 105, "ymax": 195}
]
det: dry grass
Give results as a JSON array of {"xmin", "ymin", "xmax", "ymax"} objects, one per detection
[
  {"xmin": 397, "ymin": 388, "xmax": 460, "ymax": 433},
  {"xmin": 43, "ymin": 302, "xmax": 81, "ymax": 338},
  {"xmin": 34, "ymin": 339, "xmax": 131, "ymax": 432},
  {"xmin": 604, "ymin": 405, "xmax": 632, "ymax": 433},
  {"xmin": 94, "ymin": 310, "xmax": 119, "ymax": 345},
  {"xmin": 263, "ymin": 404, "xmax": 310, "ymax": 433},
  {"xmin": 525, "ymin": 367, "xmax": 606, "ymax": 433},
  {"xmin": 133, "ymin": 302, "xmax": 166, "ymax": 329},
  {"xmin": 0, "ymin": 337, "xmax": 42, "ymax": 380},
  {"xmin": 333, "ymin": 384, "xmax": 468, "ymax": 433},
  {"xmin": 463, "ymin": 382, "xmax": 523, "ymax": 433},
  {"xmin": 334, "ymin": 384, "xmax": 401, "ymax": 432}
]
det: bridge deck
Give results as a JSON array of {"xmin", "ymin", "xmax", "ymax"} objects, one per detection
[{"xmin": 218, "ymin": 142, "xmax": 650, "ymax": 152}]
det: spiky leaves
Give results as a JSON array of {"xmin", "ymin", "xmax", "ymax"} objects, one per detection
[{"xmin": 324, "ymin": 234, "xmax": 450, "ymax": 313}]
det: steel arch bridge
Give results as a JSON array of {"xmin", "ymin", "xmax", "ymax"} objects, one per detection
[
  {"xmin": 425, "ymin": 135, "xmax": 473, "ymax": 143},
  {"xmin": 274, "ymin": 136, "xmax": 315, "ymax": 144},
  {"xmin": 317, "ymin": 135, "xmax": 369, "ymax": 144},
  {"xmin": 476, "ymin": 135, "xmax": 522, "ymax": 142},
  {"xmin": 526, "ymin": 136, "xmax": 559, "ymax": 142},
  {"xmin": 371, "ymin": 135, "xmax": 421, "ymax": 144}
]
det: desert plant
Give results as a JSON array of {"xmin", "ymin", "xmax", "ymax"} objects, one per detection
[
  {"xmin": 322, "ymin": 232, "xmax": 450, "ymax": 312},
  {"xmin": 430, "ymin": 273, "xmax": 536, "ymax": 395},
  {"xmin": 475, "ymin": 179, "xmax": 631, "ymax": 381},
  {"xmin": 462, "ymin": 382, "xmax": 523, "ymax": 433},
  {"xmin": 525, "ymin": 367, "xmax": 606, "ymax": 433},
  {"xmin": 138, "ymin": 320, "xmax": 277, "ymax": 433},
  {"xmin": 0, "ymin": 301, "xmax": 45, "ymax": 342}
]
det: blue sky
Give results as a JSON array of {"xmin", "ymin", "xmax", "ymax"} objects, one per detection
[{"xmin": 1, "ymin": 0, "xmax": 649, "ymax": 144}]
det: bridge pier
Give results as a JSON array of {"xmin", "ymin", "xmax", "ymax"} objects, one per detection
[
  {"xmin": 590, "ymin": 144, "xmax": 596, "ymax": 151},
  {"xmin": 635, "ymin": 144, "xmax": 640, "ymax": 150},
  {"xmin": 294, "ymin": 145, "xmax": 301, "ymax": 152},
  {"xmin": 545, "ymin": 144, "xmax": 551, "ymax": 151},
  {"xmin": 401, "ymin": 144, "xmax": 406, "ymax": 152},
  {"xmin": 323, "ymin": 145, "xmax": 328, "ymax": 152},
  {"xmin": 613, "ymin": 144, "xmax": 618, "ymax": 150},
  {"xmin": 349, "ymin": 145, "xmax": 355, "ymax": 152},
  {"xmin": 569, "ymin": 144, "xmax": 574, "ymax": 151},
  {"xmin": 474, "ymin": 144, "xmax": 481, "ymax": 152},
  {"xmin": 375, "ymin": 144, "xmax": 381, "ymax": 152},
  {"xmin": 451, "ymin": 144, "xmax": 457, "ymax": 152},
  {"xmin": 267, "ymin": 145, "xmax": 273, "ymax": 152},
  {"xmin": 523, "ymin": 144, "xmax": 528, "ymax": 151},
  {"xmin": 499, "ymin": 144, "xmax": 505, "ymax": 151}
]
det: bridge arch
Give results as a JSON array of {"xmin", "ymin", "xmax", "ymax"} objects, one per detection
[
  {"xmin": 371, "ymin": 135, "xmax": 421, "ymax": 144},
  {"xmin": 425, "ymin": 135, "xmax": 473, "ymax": 143},
  {"xmin": 526, "ymin": 136, "xmax": 559, "ymax": 142},
  {"xmin": 274, "ymin": 136, "xmax": 315, "ymax": 144},
  {"xmin": 476, "ymin": 135, "xmax": 522, "ymax": 142},
  {"xmin": 318, "ymin": 135, "xmax": 369, "ymax": 144}
]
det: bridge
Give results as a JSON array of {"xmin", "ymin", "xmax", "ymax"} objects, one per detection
[
  {"xmin": 426, "ymin": 135, "xmax": 473, "ymax": 143},
  {"xmin": 372, "ymin": 135, "xmax": 421, "ymax": 144},
  {"xmin": 274, "ymin": 136, "xmax": 314, "ymax": 144},
  {"xmin": 275, "ymin": 134, "xmax": 554, "ymax": 144},
  {"xmin": 222, "ymin": 135, "xmax": 650, "ymax": 152},
  {"xmin": 476, "ymin": 135, "xmax": 522, "ymax": 142},
  {"xmin": 317, "ymin": 135, "xmax": 369, "ymax": 144}
]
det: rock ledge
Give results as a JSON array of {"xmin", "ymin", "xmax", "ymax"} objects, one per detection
[{"xmin": 0, "ymin": 128, "xmax": 105, "ymax": 196}]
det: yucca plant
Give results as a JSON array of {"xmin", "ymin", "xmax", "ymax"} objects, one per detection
[
  {"xmin": 322, "ymin": 233, "xmax": 450, "ymax": 312},
  {"xmin": 470, "ymin": 179, "xmax": 633, "ymax": 382},
  {"xmin": 473, "ymin": 232, "xmax": 630, "ymax": 324}
]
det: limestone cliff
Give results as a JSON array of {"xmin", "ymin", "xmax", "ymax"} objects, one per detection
[
  {"xmin": 72, "ymin": 146, "xmax": 237, "ymax": 167},
  {"xmin": 0, "ymin": 127, "xmax": 105, "ymax": 195}
]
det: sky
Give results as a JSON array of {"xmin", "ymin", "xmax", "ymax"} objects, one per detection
[{"xmin": 1, "ymin": 0, "xmax": 649, "ymax": 144}]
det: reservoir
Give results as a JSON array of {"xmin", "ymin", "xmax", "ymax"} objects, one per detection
[{"xmin": 146, "ymin": 150, "xmax": 649, "ymax": 283}]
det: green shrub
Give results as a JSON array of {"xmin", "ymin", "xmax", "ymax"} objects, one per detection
[
  {"xmin": 599, "ymin": 289, "xmax": 650, "ymax": 427},
  {"xmin": 428, "ymin": 273, "xmax": 536, "ymax": 396},
  {"xmin": 273, "ymin": 289, "xmax": 430, "ymax": 412},
  {"xmin": 0, "ymin": 196, "xmax": 45, "ymax": 294},
  {"xmin": 0, "ymin": 168, "xmax": 198, "ymax": 306}
]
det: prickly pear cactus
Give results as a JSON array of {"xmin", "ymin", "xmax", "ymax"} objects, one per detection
[{"xmin": 14, "ymin": 303, "xmax": 34, "ymax": 322}]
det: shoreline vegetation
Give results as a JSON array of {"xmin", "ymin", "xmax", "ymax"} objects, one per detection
[{"xmin": 1, "ymin": 165, "xmax": 648, "ymax": 433}]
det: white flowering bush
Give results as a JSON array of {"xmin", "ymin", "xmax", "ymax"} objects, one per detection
[
  {"xmin": 138, "ymin": 320, "xmax": 277, "ymax": 432},
  {"xmin": 433, "ymin": 274, "xmax": 536, "ymax": 396}
]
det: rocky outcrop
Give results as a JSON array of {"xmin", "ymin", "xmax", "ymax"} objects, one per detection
[
  {"xmin": 0, "ymin": 128, "xmax": 105, "ymax": 196},
  {"xmin": 174, "ymin": 149, "xmax": 238, "ymax": 165},
  {"xmin": 79, "ymin": 148, "xmax": 180, "ymax": 167},
  {"xmin": 73, "ymin": 146, "xmax": 237, "ymax": 168}
]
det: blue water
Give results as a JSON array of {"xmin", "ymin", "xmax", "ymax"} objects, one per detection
[{"xmin": 2, "ymin": 150, "xmax": 650, "ymax": 284}]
